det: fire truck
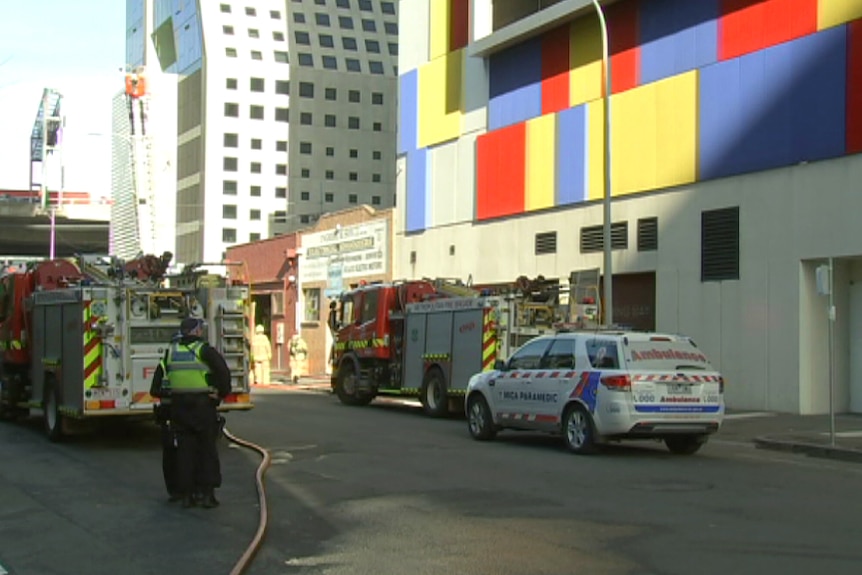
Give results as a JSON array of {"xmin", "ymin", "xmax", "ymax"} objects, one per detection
[
  {"xmin": 0, "ymin": 253, "xmax": 253, "ymax": 440},
  {"xmin": 330, "ymin": 273, "xmax": 600, "ymax": 417}
]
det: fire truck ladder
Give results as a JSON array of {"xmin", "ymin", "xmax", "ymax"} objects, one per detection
[
  {"xmin": 427, "ymin": 277, "xmax": 479, "ymax": 298},
  {"xmin": 127, "ymin": 93, "xmax": 157, "ymax": 256}
]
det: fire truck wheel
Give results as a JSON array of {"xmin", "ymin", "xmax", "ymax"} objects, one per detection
[
  {"xmin": 43, "ymin": 378, "xmax": 64, "ymax": 442},
  {"xmin": 420, "ymin": 368, "xmax": 448, "ymax": 418},
  {"xmin": 467, "ymin": 394, "xmax": 496, "ymax": 441},
  {"xmin": 335, "ymin": 364, "xmax": 373, "ymax": 407}
]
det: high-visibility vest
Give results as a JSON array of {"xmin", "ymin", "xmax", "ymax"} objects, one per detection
[{"xmin": 164, "ymin": 341, "xmax": 211, "ymax": 393}]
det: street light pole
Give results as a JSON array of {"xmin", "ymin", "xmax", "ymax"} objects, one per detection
[{"xmin": 591, "ymin": 0, "xmax": 613, "ymax": 326}]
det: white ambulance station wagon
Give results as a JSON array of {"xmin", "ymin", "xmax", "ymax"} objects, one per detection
[{"xmin": 465, "ymin": 331, "xmax": 725, "ymax": 455}]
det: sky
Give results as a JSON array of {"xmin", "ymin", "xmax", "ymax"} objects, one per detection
[{"xmin": 0, "ymin": 0, "xmax": 126, "ymax": 198}]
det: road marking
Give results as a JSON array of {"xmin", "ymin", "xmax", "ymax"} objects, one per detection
[
  {"xmin": 724, "ymin": 412, "xmax": 777, "ymax": 420},
  {"xmin": 0, "ymin": 562, "xmax": 8, "ymax": 575},
  {"xmin": 819, "ymin": 430, "xmax": 862, "ymax": 438}
]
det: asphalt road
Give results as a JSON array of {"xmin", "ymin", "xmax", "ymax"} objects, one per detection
[{"xmin": 1, "ymin": 390, "xmax": 861, "ymax": 575}]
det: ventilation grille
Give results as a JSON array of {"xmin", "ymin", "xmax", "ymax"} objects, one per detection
[
  {"xmin": 535, "ymin": 232, "xmax": 557, "ymax": 255},
  {"xmin": 580, "ymin": 222, "xmax": 628, "ymax": 253},
  {"xmin": 701, "ymin": 207, "xmax": 740, "ymax": 282},
  {"xmin": 637, "ymin": 217, "xmax": 658, "ymax": 251}
]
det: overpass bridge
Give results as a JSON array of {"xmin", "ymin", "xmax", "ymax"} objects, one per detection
[{"xmin": 0, "ymin": 202, "xmax": 109, "ymax": 258}]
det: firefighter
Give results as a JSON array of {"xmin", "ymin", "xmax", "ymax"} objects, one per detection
[
  {"xmin": 289, "ymin": 333, "xmax": 308, "ymax": 383},
  {"xmin": 150, "ymin": 317, "xmax": 231, "ymax": 509},
  {"xmin": 251, "ymin": 324, "xmax": 272, "ymax": 386}
]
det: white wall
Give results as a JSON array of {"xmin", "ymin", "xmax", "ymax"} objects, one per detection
[{"xmin": 398, "ymin": 0, "xmax": 430, "ymax": 73}]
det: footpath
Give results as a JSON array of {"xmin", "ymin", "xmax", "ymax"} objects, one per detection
[{"xmin": 252, "ymin": 373, "xmax": 862, "ymax": 464}]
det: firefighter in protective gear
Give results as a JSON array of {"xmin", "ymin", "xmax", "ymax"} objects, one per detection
[
  {"xmin": 150, "ymin": 317, "xmax": 231, "ymax": 509},
  {"xmin": 289, "ymin": 333, "xmax": 308, "ymax": 383},
  {"xmin": 251, "ymin": 324, "xmax": 272, "ymax": 386}
]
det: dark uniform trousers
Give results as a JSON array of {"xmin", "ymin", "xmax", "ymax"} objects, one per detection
[{"xmin": 171, "ymin": 393, "xmax": 220, "ymax": 495}]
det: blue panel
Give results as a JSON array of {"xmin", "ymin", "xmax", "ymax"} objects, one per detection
[
  {"xmin": 398, "ymin": 71, "xmax": 419, "ymax": 154},
  {"xmin": 699, "ymin": 26, "xmax": 847, "ymax": 181},
  {"xmin": 641, "ymin": 0, "xmax": 719, "ymax": 85},
  {"xmin": 488, "ymin": 37, "xmax": 543, "ymax": 130},
  {"xmin": 406, "ymin": 149, "xmax": 427, "ymax": 233},
  {"xmin": 556, "ymin": 106, "xmax": 587, "ymax": 205}
]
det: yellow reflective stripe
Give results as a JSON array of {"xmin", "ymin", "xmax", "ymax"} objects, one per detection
[
  {"xmin": 83, "ymin": 301, "xmax": 102, "ymax": 389},
  {"xmin": 422, "ymin": 353, "xmax": 450, "ymax": 360}
]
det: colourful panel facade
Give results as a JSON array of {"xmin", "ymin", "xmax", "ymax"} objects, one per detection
[
  {"xmin": 569, "ymin": 16, "xmax": 603, "ymax": 107},
  {"xmin": 488, "ymin": 37, "xmax": 543, "ymax": 130},
  {"xmin": 418, "ymin": 49, "xmax": 463, "ymax": 148},
  {"xmin": 587, "ymin": 99, "xmax": 606, "ymax": 202},
  {"xmin": 818, "ymin": 0, "xmax": 862, "ymax": 31},
  {"xmin": 429, "ymin": 0, "xmax": 450, "ymax": 60},
  {"xmin": 476, "ymin": 123, "xmax": 526, "ymax": 220},
  {"xmin": 556, "ymin": 105, "xmax": 588, "ymax": 205},
  {"xmin": 525, "ymin": 115, "xmax": 556, "ymax": 212},
  {"xmin": 640, "ymin": 0, "xmax": 719, "ymax": 84},
  {"xmin": 449, "ymin": 0, "xmax": 469, "ymax": 51},
  {"xmin": 848, "ymin": 19, "xmax": 862, "ymax": 153},
  {"xmin": 406, "ymin": 149, "xmax": 428, "ymax": 233},
  {"xmin": 541, "ymin": 26, "xmax": 570, "ymax": 115},
  {"xmin": 398, "ymin": 70, "xmax": 419, "ymax": 154},
  {"xmin": 700, "ymin": 26, "xmax": 847, "ymax": 180},
  {"xmin": 718, "ymin": 0, "xmax": 818, "ymax": 61},
  {"xmin": 606, "ymin": 0, "xmax": 641, "ymax": 93}
]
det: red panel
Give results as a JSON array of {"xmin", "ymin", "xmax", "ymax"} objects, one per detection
[
  {"xmin": 849, "ymin": 20, "xmax": 862, "ymax": 154},
  {"xmin": 541, "ymin": 26, "xmax": 570, "ymax": 115},
  {"xmin": 449, "ymin": 0, "xmax": 469, "ymax": 51},
  {"xmin": 606, "ymin": 0, "xmax": 640, "ymax": 94},
  {"xmin": 476, "ymin": 124, "xmax": 526, "ymax": 220},
  {"xmin": 719, "ymin": 0, "xmax": 817, "ymax": 61}
]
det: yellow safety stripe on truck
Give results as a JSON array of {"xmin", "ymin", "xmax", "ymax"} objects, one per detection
[
  {"xmin": 337, "ymin": 338, "xmax": 387, "ymax": 351},
  {"xmin": 82, "ymin": 301, "xmax": 102, "ymax": 388},
  {"xmin": 482, "ymin": 307, "xmax": 497, "ymax": 372}
]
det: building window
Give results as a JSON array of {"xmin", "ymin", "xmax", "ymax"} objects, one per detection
[
  {"xmin": 349, "ymin": 149, "xmax": 358, "ymax": 158},
  {"xmin": 348, "ymin": 116, "xmax": 360, "ymax": 129},
  {"xmin": 248, "ymin": 28, "xmax": 260, "ymax": 38},
  {"xmin": 300, "ymin": 215, "xmax": 310, "ymax": 224},
  {"xmin": 276, "ymin": 140, "xmax": 287, "ymax": 152},
  {"xmin": 225, "ymin": 47, "xmax": 238, "ymax": 57},
  {"xmin": 315, "ymin": 13, "xmax": 330, "ymax": 26},
  {"xmin": 580, "ymin": 222, "xmax": 628, "ymax": 253},
  {"xmin": 372, "ymin": 195, "xmax": 381, "ymax": 205},
  {"xmin": 301, "ymin": 168, "xmax": 310, "ymax": 178},
  {"xmin": 637, "ymin": 217, "xmax": 658, "ymax": 252},
  {"xmin": 384, "ymin": 22, "xmax": 397, "ymax": 35},
  {"xmin": 251, "ymin": 50, "xmax": 262, "ymax": 60},
  {"xmin": 299, "ymin": 82, "xmax": 314, "ymax": 97},
  {"xmin": 362, "ymin": 19, "xmax": 376, "ymax": 32},
  {"xmin": 251, "ymin": 138, "xmax": 262, "ymax": 150},
  {"xmin": 250, "ymin": 162, "xmax": 262, "ymax": 173},
  {"xmin": 339, "ymin": 15, "xmax": 353, "ymax": 29},
  {"xmin": 250, "ymin": 209, "xmax": 261, "ymax": 220},
  {"xmin": 275, "ymin": 107, "xmax": 289, "ymax": 122},
  {"xmin": 295, "ymin": 31, "xmax": 310, "ymax": 45},
  {"xmin": 223, "ymin": 157, "xmax": 238, "ymax": 171},
  {"xmin": 372, "ymin": 150, "xmax": 381, "ymax": 160},
  {"xmin": 223, "ymin": 25, "xmax": 235, "ymax": 35},
  {"xmin": 223, "ymin": 205, "xmax": 237, "ymax": 219},
  {"xmin": 348, "ymin": 193, "xmax": 358, "ymax": 203},
  {"xmin": 276, "ymin": 164, "xmax": 287, "ymax": 175},
  {"xmin": 535, "ymin": 232, "xmax": 557, "ymax": 255},
  {"xmin": 303, "ymin": 288, "xmax": 320, "ymax": 322},
  {"xmin": 323, "ymin": 55, "xmax": 337, "ymax": 69},
  {"xmin": 226, "ymin": 78, "xmax": 237, "ymax": 89},
  {"xmin": 342, "ymin": 37, "xmax": 357, "ymax": 51},
  {"xmin": 245, "ymin": 7, "xmax": 256, "ymax": 16},
  {"xmin": 300, "ymin": 191, "xmax": 310, "ymax": 201},
  {"xmin": 250, "ymin": 185, "xmax": 261, "ymax": 196},
  {"xmin": 276, "ymin": 187, "xmax": 287, "ymax": 198},
  {"xmin": 224, "ymin": 133, "xmax": 238, "ymax": 147},
  {"xmin": 325, "ymin": 193, "xmax": 334, "ymax": 202},
  {"xmin": 250, "ymin": 105, "xmax": 264, "ymax": 119},
  {"xmin": 324, "ymin": 114, "xmax": 336, "ymax": 127},
  {"xmin": 348, "ymin": 90, "xmax": 360, "ymax": 103},
  {"xmin": 701, "ymin": 207, "xmax": 740, "ymax": 281},
  {"xmin": 336, "ymin": 0, "xmax": 349, "ymax": 8},
  {"xmin": 325, "ymin": 170, "xmax": 334, "ymax": 180},
  {"xmin": 369, "ymin": 61, "xmax": 384, "ymax": 75},
  {"xmin": 273, "ymin": 31, "xmax": 285, "ymax": 41},
  {"xmin": 275, "ymin": 80, "xmax": 289, "ymax": 95},
  {"xmin": 388, "ymin": 42, "xmax": 398, "ymax": 56},
  {"xmin": 300, "ymin": 142, "xmax": 312, "ymax": 154},
  {"xmin": 300, "ymin": 112, "xmax": 312, "ymax": 125},
  {"xmin": 298, "ymin": 53, "xmax": 314, "ymax": 67},
  {"xmin": 371, "ymin": 92, "xmax": 383, "ymax": 105},
  {"xmin": 372, "ymin": 173, "xmax": 381, "ymax": 183},
  {"xmin": 373, "ymin": 122, "xmax": 382, "ymax": 132},
  {"xmin": 274, "ymin": 50, "xmax": 289, "ymax": 63},
  {"xmin": 325, "ymin": 87, "xmax": 337, "ymax": 100},
  {"xmin": 223, "ymin": 228, "xmax": 237, "ymax": 243},
  {"xmin": 315, "ymin": 0, "xmax": 325, "ymax": 5},
  {"xmin": 359, "ymin": 0, "xmax": 372, "ymax": 10},
  {"xmin": 381, "ymin": 1, "xmax": 395, "ymax": 15},
  {"xmin": 349, "ymin": 172, "xmax": 358, "ymax": 181},
  {"xmin": 223, "ymin": 180, "xmax": 238, "ymax": 195},
  {"xmin": 326, "ymin": 146, "xmax": 334, "ymax": 156},
  {"xmin": 319, "ymin": 34, "xmax": 334, "ymax": 47},
  {"xmin": 346, "ymin": 58, "xmax": 361, "ymax": 72},
  {"xmin": 271, "ymin": 10, "xmax": 281, "ymax": 19},
  {"xmin": 250, "ymin": 77, "xmax": 264, "ymax": 92},
  {"xmin": 293, "ymin": 12, "xmax": 305, "ymax": 23},
  {"xmin": 220, "ymin": 4, "xmax": 231, "ymax": 13},
  {"xmin": 365, "ymin": 39, "xmax": 380, "ymax": 53}
]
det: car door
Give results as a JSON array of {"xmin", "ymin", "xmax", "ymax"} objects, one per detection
[
  {"xmin": 533, "ymin": 336, "xmax": 578, "ymax": 429},
  {"xmin": 494, "ymin": 337, "xmax": 552, "ymax": 428}
]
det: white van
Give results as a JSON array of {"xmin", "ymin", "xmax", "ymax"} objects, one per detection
[{"xmin": 465, "ymin": 331, "xmax": 725, "ymax": 455}]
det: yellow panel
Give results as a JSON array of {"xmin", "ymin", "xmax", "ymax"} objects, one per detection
[
  {"xmin": 429, "ymin": 0, "xmax": 451, "ymax": 60},
  {"xmin": 525, "ymin": 114, "xmax": 556, "ymax": 211},
  {"xmin": 655, "ymin": 71, "xmax": 698, "ymax": 189},
  {"xmin": 587, "ymin": 99, "xmax": 606, "ymax": 202},
  {"xmin": 570, "ymin": 16, "xmax": 603, "ymax": 107},
  {"xmin": 611, "ymin": 83, "xmax": 657, "ymax": 196},
  {"xmin": 418, "ymin": 49, "xmax": 463, "ymax": 148},
  {"xmin": 818, "ymin": 0, "xmax": 862, "ymax": 30}
]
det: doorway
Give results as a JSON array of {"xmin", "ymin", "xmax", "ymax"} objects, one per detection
[
  {"xmin": 252, "ymin": 293, "xmax": 272, "ymax": 334},
  {"xmin": 848, "ymin": 282, "xmax": 862, "ymax": 413}
]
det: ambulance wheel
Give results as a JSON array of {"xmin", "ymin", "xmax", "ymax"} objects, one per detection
[
  {"xmin": 420, "ymin": 368, "xmax": 448, "ymax": 418},
  {"xmin": 467, "ymin": 394, "xmax": 496, "ymax": 441},
  {"xmin": 335, "ymin": 364, "xmax": 373, "ymax": 407},
  {"xmin": 665, "ymin": 435, "xmax": 707, "ymax": 455},
  {"xmin": 562, "ymin": 404, "xmax": 597, "ymax": 455},
  {"xmin": 43, "ymin": 378, "xmax": 64, "ymax": 442}
]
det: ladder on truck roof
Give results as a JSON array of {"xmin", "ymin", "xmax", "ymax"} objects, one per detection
[{"xmin": 426, "ymin": 277, "xmax": 478, "ymax": 299}]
